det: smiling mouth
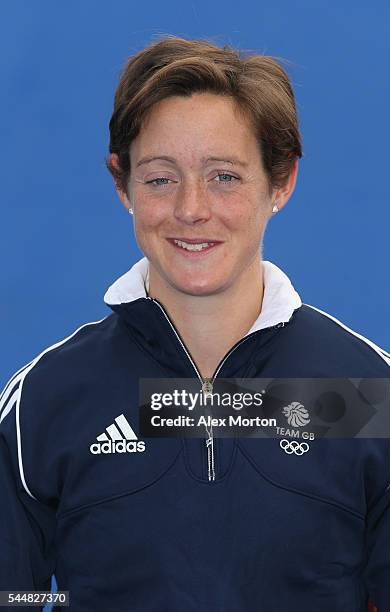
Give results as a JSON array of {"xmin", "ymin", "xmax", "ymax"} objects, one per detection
[{"xmin": 166, "ymin": 238, "xmax": 223, "ymax": 255}]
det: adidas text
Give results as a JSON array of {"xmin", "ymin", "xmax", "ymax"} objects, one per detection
[{"xmin": 90, "ymin": 440, "xmax": 146, "ymax": 454}]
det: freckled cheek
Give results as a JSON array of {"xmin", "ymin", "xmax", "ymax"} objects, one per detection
[
  {"xmin": 133, "ymin": 217, "xmax": 160, "ymax": 240},
  {"xmin": 133, "ymin": 194, "xmax": 169, "ymax": 226},
  {"xmin": 132, "ymin": 213, "xmax": 169, "ymax": 251},
  {"xmin": 221, "ymin": 202, "xmax": 265, "ymax": 231}
]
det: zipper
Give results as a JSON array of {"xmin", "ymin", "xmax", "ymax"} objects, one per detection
[{"xmin": 147, "ymin": 296, "xmax": 285, "ymax": 481}]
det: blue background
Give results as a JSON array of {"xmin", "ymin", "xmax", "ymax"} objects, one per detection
[
  {"xmin": 1, "ymin": 2, "xmax": 389, "ymax": 393},
  {"xmin": 1, "ymin": 1, "xmax": 389, "ymax": 605}
]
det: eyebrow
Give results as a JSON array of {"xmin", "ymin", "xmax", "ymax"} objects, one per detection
[{"xmin": 136, "ymin": 155, "xmax": 249, "ymax": 168}]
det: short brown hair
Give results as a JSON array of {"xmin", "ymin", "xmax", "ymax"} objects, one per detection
[{"xmin": 106, "ymin": 35, "xmax": 303, "ymax": 196}]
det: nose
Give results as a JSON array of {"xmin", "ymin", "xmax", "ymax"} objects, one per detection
[{"xmin": 173, "ymin": 180, "xmax": 212, "ymax": 224}]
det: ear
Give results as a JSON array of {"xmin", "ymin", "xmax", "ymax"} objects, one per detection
[
  {"xmin": 272, "ymin": 158, "xmax": 299, "ymax": 213},
  {"xmin": 108, "ymin": 153, "xmax": 132, "ymax": 212}
]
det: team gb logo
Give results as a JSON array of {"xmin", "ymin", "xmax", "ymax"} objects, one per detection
[{"xmin": 282, "ymin": 401, "xmax": 310, "ymax": 428}]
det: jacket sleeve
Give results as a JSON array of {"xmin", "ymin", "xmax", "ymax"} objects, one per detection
[
  {"xmin": 0, "ymin": 371, "xmax": 57, "ymax": 609},
  {"xmin": 363, "ymin": 480, "xmax": 390, "ymax": 611}
]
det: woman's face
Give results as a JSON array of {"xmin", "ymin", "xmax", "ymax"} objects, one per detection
[{"xmin": 119, "ymin": 92, "xmax": 294, "ymax": 297}]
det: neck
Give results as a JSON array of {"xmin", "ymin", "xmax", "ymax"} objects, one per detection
[{"xmin": 148, "ymin": 256, "xmax": 264, "ymax": 380}]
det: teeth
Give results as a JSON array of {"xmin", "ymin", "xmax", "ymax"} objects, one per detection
[{"xmin": 173, "ymin": 239, "xmax": 214, "ymax": 251}]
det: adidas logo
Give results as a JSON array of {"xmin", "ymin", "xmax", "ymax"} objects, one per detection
[{"xmin": 90, "ymin": 413, "xmax": 146, "ymax": 455}]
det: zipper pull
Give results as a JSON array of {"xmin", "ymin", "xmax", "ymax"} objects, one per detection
[
  {"xmin": 202, "ymin": 378, "xmax": 215, "ymax": 481},
  {"xmin": 206, "ymin": 432, "xmax": 215, "ymax": 481},
  {"xmin": 202, "ymin": 378, "xmax": 213, "ymax": 401}
]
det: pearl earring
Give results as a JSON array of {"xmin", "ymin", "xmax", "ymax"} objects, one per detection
[
  {"xmin": 272, "ymin": 204, "xmax": 279, "ymax": 214},
  {"xmin": 128, "ymin": 207, "xmax": 133, "ymax": 215}
]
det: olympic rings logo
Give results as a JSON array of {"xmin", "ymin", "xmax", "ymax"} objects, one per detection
[{"xmin": 279, "ymin": 438, "xmax": 310, "ymax": 456}]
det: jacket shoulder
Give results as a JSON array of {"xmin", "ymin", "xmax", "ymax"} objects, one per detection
[
  {"xmin": 0, "ymin": 314, "xmax": 116, "ymax": 502},
  {"xmin": 0, "ymin": 313, "xmax": 114, "ymax": 426},
  {"xmin": 288, "ymin": 304, "xmax": 390, "ymax": 375}
]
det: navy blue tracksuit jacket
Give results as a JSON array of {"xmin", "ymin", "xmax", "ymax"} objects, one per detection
[{"xmin": 1, "ymin": 256, "xmax": 389, "ymax": 611}]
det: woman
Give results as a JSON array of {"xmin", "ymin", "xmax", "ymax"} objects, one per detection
[{"xmin": 0, "ymin": 35, "xmax": 388, "ymax": 611}]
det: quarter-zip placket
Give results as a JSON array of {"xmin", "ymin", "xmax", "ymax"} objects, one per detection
[{"xmin": 147, "ymin": 296, "xmax": 285, "ymax": 482}]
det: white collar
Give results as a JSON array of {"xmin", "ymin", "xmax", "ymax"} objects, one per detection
[{"xmin": 104, "ymin": 256, "xmax": 302, "ymax": 335}]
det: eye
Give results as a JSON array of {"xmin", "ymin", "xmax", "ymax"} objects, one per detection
[
  {"xmin": 145, "ymin": 177, "xmax": 174, "ymax": 187},
  {"xmin": 215, "ymin": 172, "xmax": 239, "ymax": 185}
]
